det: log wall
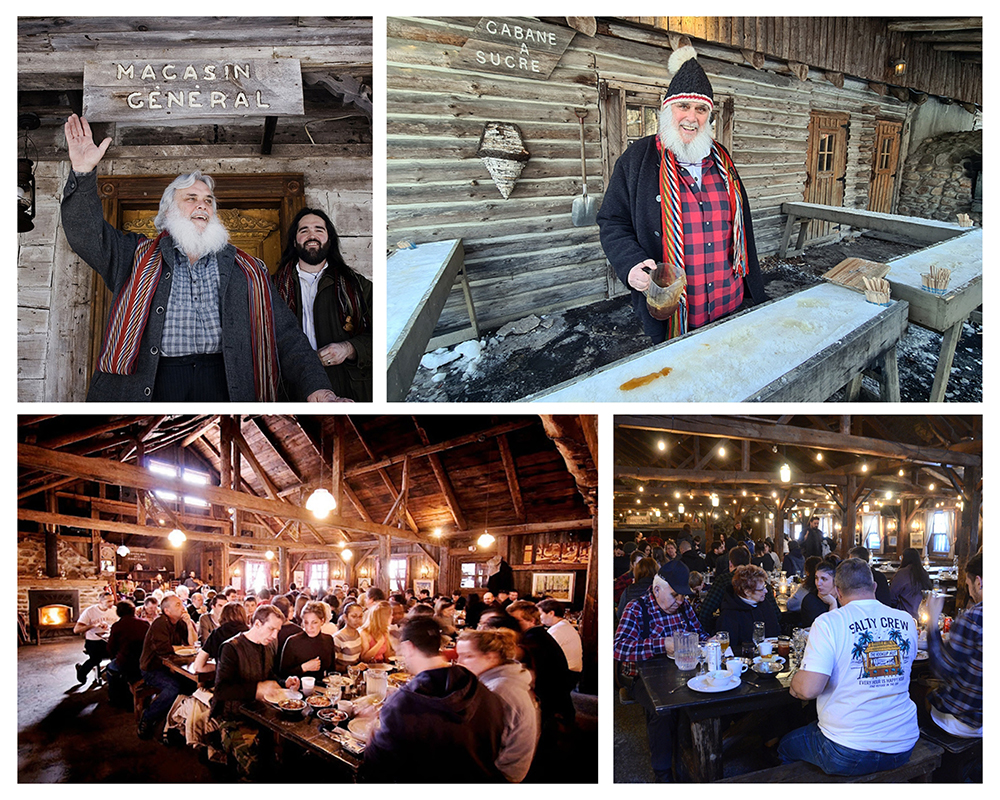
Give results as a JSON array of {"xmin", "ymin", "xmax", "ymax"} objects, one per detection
[
  {"xmin": 387, "ymin": 17, "xmax": 936, "ymax": 339},
  {"xmin": 18, "ymin": 151, "xmax": 372, "ymax": 402}
]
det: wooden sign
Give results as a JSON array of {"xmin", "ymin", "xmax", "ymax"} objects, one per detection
[
  {"xmin": 83, "ymin": 56, "xmax": 304, "ymax": 121},
  {"xmin": 458, "ymin": 17, "xmax": 575, "ymax": 80}
]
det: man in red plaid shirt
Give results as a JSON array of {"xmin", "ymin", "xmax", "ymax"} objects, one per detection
[
  {"xmin": 614, "ymin": 561, "xmax": 706, "ymax": 781},
  {"xmin": 598, "ymin": 45, "xmax": 766, "ymax": 344}
]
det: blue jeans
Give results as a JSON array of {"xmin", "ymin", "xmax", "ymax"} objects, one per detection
[
  {"xmin": 140, "ymin": 668, "xmax": 184, "ymax": 727},
  {"xmin": 778, "ymin": 721, "xmax": 914, "ymax": 776}
]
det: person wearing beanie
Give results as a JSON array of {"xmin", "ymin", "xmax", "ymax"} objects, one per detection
[{"xmin": 598, "ymin": 45, "xmax": 766, "ymax": 344}]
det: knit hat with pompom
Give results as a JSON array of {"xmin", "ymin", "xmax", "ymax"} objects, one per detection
[{"xmin": 663, "ymin": 45, "xmax": 713, "ymax": 111}]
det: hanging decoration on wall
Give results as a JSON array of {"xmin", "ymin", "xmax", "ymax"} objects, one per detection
[{"xmin": 477, "ymin": 121, "xmax": 529, "ymax": 199}]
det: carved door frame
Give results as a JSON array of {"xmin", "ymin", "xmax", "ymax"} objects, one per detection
[{"xmin": 89, "ymin": 172, "xmax": 305, "ymax": 378}]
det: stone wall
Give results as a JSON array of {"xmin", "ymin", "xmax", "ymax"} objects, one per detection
[
  {"xmin": 18, "ymin": 534, "xmax": 100, "ymax": 580},
  {"xmin": 896, "ymin": 130, "xmax": 982, "ymax": 224}
]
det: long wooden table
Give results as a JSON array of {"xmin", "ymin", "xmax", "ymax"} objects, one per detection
[
  {"xmin": 241, "ymin": 700, "xmax": 362, "ymax": 778},
  {"xmin": 882, "ymin": 229, "xmax": 982, "ymax": 401},
  {"xmin": 527, "ymin": 283, "xmax": 908, "ymax": 402},
  {"xmin": 386, "ymin": 238, "xmax": 478, "ymax": 401},
  {"xmin": 778, "ymin": 202, "xmax": 965, "ymax": 258},
  {"xmin": 163, "ymin": 653, "xmax": 214, "ymax": 685},
  {"xmin": 638, "ymin": 655, "xmax": 798, "ymax": 781}
]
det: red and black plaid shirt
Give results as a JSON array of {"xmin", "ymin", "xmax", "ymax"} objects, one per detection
[{"xmin": 677, "ymin": 160, "xmax": 744, "ymax": 328}]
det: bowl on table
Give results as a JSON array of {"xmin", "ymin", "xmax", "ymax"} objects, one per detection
[
  {"xmin": 275, "ymin": 697, "xmax": 307, "ymax": 718},
  {"xmin": 306, "ymin": 694, "xmax": 333, "ymax": 709},
  {"xmin": 316, "ymin": 708, "xmax": 349, "ymax": 725},
  {"xmin": 751, "ymin": 660, "xmax": 785, "ymax": 677}
]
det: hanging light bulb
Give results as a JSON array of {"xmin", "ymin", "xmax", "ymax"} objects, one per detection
[
  {"xmin": 711, "ymin": 494, "xmax": 719, "ymax": 507},
  {"xmin": 168, "ymin": 528, "xmax": 187, "ymax": 547},
  {"xmin": 342, "ymin": 548, "xmax": 353, "ymax": 562},
  {"xmin": 478, "ymin": 532, "xmax": 496, "ymax": 548},
  {"xmin": 117, "ymin": 543, "xmax": 130, "ymax": 557},
  {"xmin": 265, "ymin": 550, "xmax": 275, "ymax": 560},
  {"xmin": 306, "ymin": 487, "xmax": 337, "ymax": 519},
  {"xmin": 780, "ymin": 463, "xmax": 791, "ymax": 482}
]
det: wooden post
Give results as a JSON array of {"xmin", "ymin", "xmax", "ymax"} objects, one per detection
[
  {"xmin": 45, "ymin": 490, "xmax": 59, "ymax": 577},
  {"xmin": 278, "ymin": 546, "xmax": 288, "ymax": 594},
  {"xmin": 844, "ymin": 474, "xmax": 858, "ymax": 554},
  {"xmin": 580, "ymin": 514, "xmax": 598, "ymax": 693},
  {"xmin": 379, "ymin": 535, "xmax": 391, "ymax": 594},
  {"xmin": 332, "ymin": 417, "xmax": 344, "ymax": 515}
]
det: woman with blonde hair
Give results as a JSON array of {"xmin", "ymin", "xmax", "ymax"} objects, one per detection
[
  {"xmin": 457, "ymin": 628, "xmax": 539, "ymax": 782},
  {"xmin": 359, "ymin": 600, "xmax": 394, "ymax": 662}
]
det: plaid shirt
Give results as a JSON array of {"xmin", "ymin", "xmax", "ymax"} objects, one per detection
[
  {"xmin": 161, "ymin": 244, "xmax": 223, "ymax": 356},
  {"xmin": 678, "ymin": 160, "xmax": 744, "ymax": 329},
  {"xmin": 614, "ymin": 589, "xmax": 706, "ymax": 678},
  {"xmin": 929, "ymin": 601, "xmax": 982, "ymax": 728}
]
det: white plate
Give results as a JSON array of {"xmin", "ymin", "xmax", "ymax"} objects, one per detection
[
  {"xmin": 348, "ymin": 716, "xmax": 375, "ymax": 741},
  {"xmin": 687, "ymin": 674, "xmax": 740, "ymax": 693},
  {"xmin": 173, "ymin": 646, "xmax": 198, "ymax": 657},
  {"xmin": 753, "ymin": 655, "xmax": 786, "ymax": 666},
  {"xmin": 915, "ymin": 650, "xmax": 929, "ymax": 661}
]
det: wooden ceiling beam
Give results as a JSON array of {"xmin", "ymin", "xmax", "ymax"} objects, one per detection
[
  {"xmin": 18, "ymin": 443, "xmax": 433, "ymax": 545},
  {"xmin": 346, "ymin": 417, "xmax": 419, "ymax": 534},
  {"xmin": 497, "ymin": 433, "xmax": 526, "ymax": 524},
  {"xmin": 616, "ymin": 416, "xmax": 981, "ymax": 468},
  {"xmin": 412, "ymin": 416, "xmax": 469, "ymax": 531}
]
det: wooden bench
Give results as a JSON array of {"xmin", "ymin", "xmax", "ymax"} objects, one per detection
[
  {"xmin": 720, "ymin": 737, "xmax": 943, "ymax": 782},
  {"xmin": 920, "ymin": 723, "xmax": 982, "ymax": 782},
  {"xmin": 386, "ymin": 238, "xmax": 478, "ymax": 401},
  {"xmin": 778, "ymin": 202, "xmax": 965, "ymax": 258},
  {"xmin": 131, "ymin": 679, "xmax": 158, "ymax": 727}
]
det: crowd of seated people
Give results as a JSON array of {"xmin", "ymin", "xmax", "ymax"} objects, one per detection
[{"xmin": 71, "ymin": 576, "xmax": 588, "ymax": 782}]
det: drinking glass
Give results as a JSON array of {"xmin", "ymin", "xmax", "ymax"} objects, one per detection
[
  {"xmin": 752, "ymin": 621, "xmax": 765, "ymax": 648},
  {"xmin": 715, "ymin": 630, "xmax": 730, "ymax": 657}
]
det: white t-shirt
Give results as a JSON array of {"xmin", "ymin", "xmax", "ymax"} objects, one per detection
[
  {"xmin": 547, "ymin": 618, "xmax": 583, "ymax": 672},
  {"xmin": 800, "ymin": 598, "xmax": 918, "ymax": 753},
  {"xmin": 78, "ymin": 603, "xmax": 119, "ymax": 641}
]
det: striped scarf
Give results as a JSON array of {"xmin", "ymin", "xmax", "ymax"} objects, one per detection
[
  {"xmin": 97, "ymin": 233, "xmax": 279, "ymax": 401},
  {"xmin": 657, "ymin": 140, "xmax": 748, "ymax": 339},
  {"xmin": 273, "ymin": 260, "xmax": 369, "ymax": 336}
]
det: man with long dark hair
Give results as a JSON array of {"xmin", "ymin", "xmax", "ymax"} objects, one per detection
[{"xmin": 272, "ymin": 207, "xmax": 373, "ymax": 401}]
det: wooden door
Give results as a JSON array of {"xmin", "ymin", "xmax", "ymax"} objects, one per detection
[
  {"xmin": 868, "ymin": 120, "xmax": 902, "ymax": 214},
  {"xmin": 804, "ymin": 111, "xmax": 849, "ymax": 240},
  {"xmin": 89, "ymin": 173, "xmax": 305, "ymax": 378}
]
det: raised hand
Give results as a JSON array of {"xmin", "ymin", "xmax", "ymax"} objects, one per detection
[{"xmin": 64, "ymin": 114, "xmax": 112, "ymax": 172}]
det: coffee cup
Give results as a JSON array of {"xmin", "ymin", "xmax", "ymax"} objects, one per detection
[
  {"xmin": 758, "ymin": 641, "xmax": 774, "ymax": 659},
  {"xmin": 337, "ymin": 699, "xmax": 354, "ymax": 716},
  {"xmin": 301, "ymin": 676, "xmax": 315, "ymax": 696},
  {"xmin": 725, "ymin": 658, "xmax": 747, "ymax": 675}
]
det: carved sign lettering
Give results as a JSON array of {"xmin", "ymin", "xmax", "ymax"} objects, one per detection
[
  {"xmin": 458, "ymin": 17, "xmax": 575, "ymax": 80},
  {"xmin": 83, "ymin": 56, "xmax": 304, "ymax": 121}
]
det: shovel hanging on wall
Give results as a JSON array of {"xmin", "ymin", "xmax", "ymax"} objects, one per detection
[{"xmin": 572, "ymin": 108, "xmax": 598, "ymax": 226}]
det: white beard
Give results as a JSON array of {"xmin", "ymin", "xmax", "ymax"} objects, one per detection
[
  {"xmin": 164, "ymin": 204, "xmax": 230, "ymax": 260},
  {"xmin": 659, "ymin": 108, "xmax": 715, "ymax": 163}
]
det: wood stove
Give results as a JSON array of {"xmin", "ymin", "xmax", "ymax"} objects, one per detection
[{"xmin": 27, "ymin": 588, "xmax": 79, "ymax": 644}]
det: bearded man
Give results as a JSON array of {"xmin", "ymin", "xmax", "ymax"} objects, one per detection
[
  {"xmin": 60, "ymin": 114, "xmax": 340, "ymax": 402},
  {"xmin": 272, "ymin": 208, "xmax": 373, "ymax": 401},
  {"xmin": 598, "ymin": 47, "xmax": 766, "ymax": 344}
]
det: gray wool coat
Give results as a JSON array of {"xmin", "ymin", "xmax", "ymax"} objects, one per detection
[{"xmin": 61, "ymin": 170, "xmax": 332, "ymax": 401}]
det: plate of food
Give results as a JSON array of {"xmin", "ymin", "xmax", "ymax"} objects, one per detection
[
  {"xmin": 753, "ymin": 655, "xmax": 786, "ymax": 666},
  {"xmin": 173, "ymin": 645, "xmax": 198, "ymax": 657},
  {"xmin": 317, "ymin": 707, "xmax": 349, "ymax": 724},
  {"xmin": 307, "ymin": 694, "xmax": 333, "ymax": 708},
  {"xmin": 751, "ymin": 660, "xmax": 785, "ymax": 677},
  {"xmin": 274, "ymin": 697, "xmax": 306, "ymax": 717},
  {"xmin": 915, "ymin": 650, "xmax": 929, "ymax": 661},
  {"xmin": 387, "ymin": 672, "xmax": 413, "ymax": 687}
]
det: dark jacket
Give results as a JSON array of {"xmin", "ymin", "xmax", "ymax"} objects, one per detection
[
  {"xmin": 211, "ymin": 632, "xmax": 278, "ymax": 720},
  {"xmin": 107, "ymin": 615, "xmax": 150, "ymax": 681},
  {"xmin": 597, "ymin": 135, "xmax": 766, "ymax": 340},
  {"xmin": 803, "ymin": 527, "xmax": 825, "ymax": 559},
  {"xmin": 361, "ymin": 665, "xmax": 505, "ymax": 782},
  {"xmin": 873, "ymin": 568, "xmax": 893, "ymax": 606},
  {"xmin": 800, "ymin": 591, "xmax": 831, "ymax": 628},
  {"xmin": 272, "ymin": 260, "xmax": 373, "ymax": 401},
  {"xmin": 783, "ymin": 551, "xmax": 806, "ymax": 577},
  {"xmin": 60, "ymin": 170, "xmax": 332, "ymax": 401},
  {"xmin": 890, "ymin": 565, "xmax": 928, "ymax": 619},
  {"xmin": 617, "ymin": 576, "xmax": 653, "ymax": 620},
  {"xmin": 716, "ymin": 586, "xmax": 780, "ymax": 649},
  {"xmin": 681, "ymin": 549, "xmax": 709, "ymax": 574},
  {"xmin": 202, "ymin": 620, "xmax": 250, "ymax": 661},
  {"xmin": 519, "ymin": 625, "xmax": 574, "ymax": 721},
  {"xmin": 139, "ymin": 614, "xmax": 191, "ymax": 673},
  {"xmin": 278, "ymin": 631, "xmax": 336, "ymax": 680}
]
